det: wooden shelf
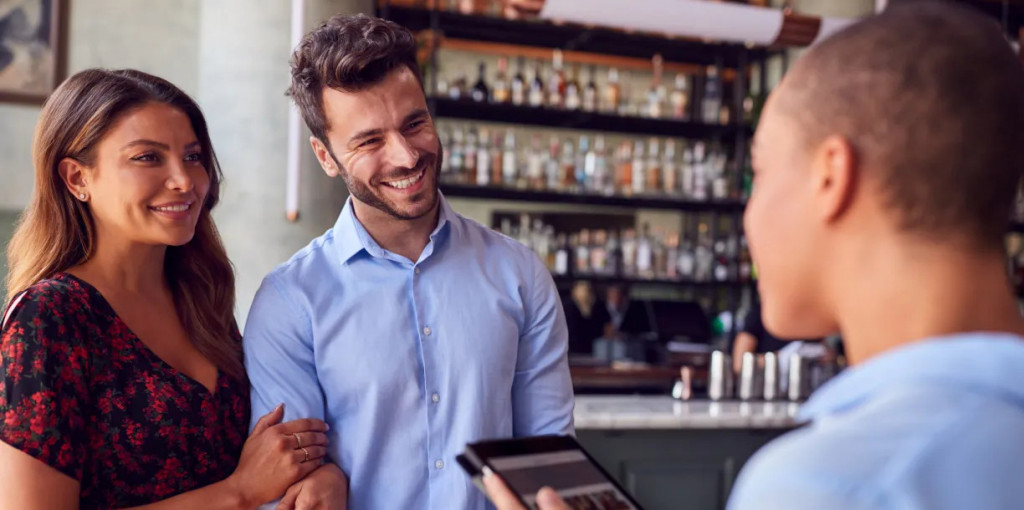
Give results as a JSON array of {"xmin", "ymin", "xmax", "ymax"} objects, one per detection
[
  {"xmin": 440, "ymin": 182, "xmax": 747, "ymax": 212},
  {"xmin": 379, "ymin": 5, "xmax": 768, "ymax": 68},
  {"xmin": 553, "ymin": 274, "xmax": 752, "ymax": 289},
  {"xmin": 430, "ymin": 97, "xmax": 749, "ymax": 139},
  {"xmin": 436, "ymin": 36, "xmax": 738, "ymax": 81}
]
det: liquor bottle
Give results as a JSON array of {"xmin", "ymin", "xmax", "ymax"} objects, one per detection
[
  {"xmin": 652, "ymin": 227, "xmax": 667, "ymax": 279},
  {"xmin": 645, "ymin": 138, "xmax": 661, "ymax": 193},
  {"xmin": 490, "ymin": 131, "xmax": 504, "ymax": 186},
  {"xmin": 636, "ymin": 223, "xmax": 654, "ymax": 279},
  {"xmin": 621, "ymin": 228, "xmax": 637, "ymax": 277},
  {"xmin": 534, "ymin": 220, "xmax": 550, "ymax": 267},
  {"xmin": 603, "ymin": 68, "xmax": 621, "ymax": 114},
  {"xmin": 542, "ymin": 225, "xmax": 557, "ymax": 270},
  {"xmin": 493, "ymin": 57, "xmax": 511, "ymax": 104},
  {"xmin": 475, "ymin": 128, "xmax": 491, "ymax": 186},
  {"xmin": 449, "ymin": 125, "xmax": 465, "ymax": 179},
  {"xmin": 565, "ymin": 63, "xmax": 582, "ymax": 111},
  {"xmin": 517, "ymin": 213, "xmax": 532, "ymax": 249},
  {"xmin": 554, "ymin": 233, "xmax": 571, "ymax": 276},
  {"xmin": 678, "ymin": 231, "xmax": 696, "ymax": 280},
  {"xmin": 670, "ymin": 73, "xmax": 690, "ymax": 120},
  {"xmin": 632, "ymin": 140, "xmax": 646, "ymax": 195},
  {"xmin": 449, "ymin": 70, "xmax": 468, "ymax": 100},
  {"xmin": 693, "ymin": 142, "xmax": 708, "ymax": 201},
  {"xmin": 575, "ymin": 136, "xmax": 590, "ymax": 191},
  {"xmin": 711, "ymin": 148, "xmax": 729, "ymax": 200},
  {"xmin": 583, "ymin": 135, "xmax": 598, "ymax": 193},
  {"xmin": 511, "ymin": 56, "xmax": 527, "ymax": 106},
  {"xmin": 546, "ymin": 136, "xmax": 561, "ymax": 190},
  {"xmin": 471, "ymin": 62, "xmax": 489, "ymax": 103},
  {"xmin": 590, "ymin": 230, "xmax": 608, "ymax": 275},
  {"xmin": 560, "ymin": 138, "xmax": 576, "ymax": 190},
  {"xmin": 695, "ymin": 221, "xmax": 714, "ymax": 281},
  {"xmin": 606, "ymin": 229, "xmax": 621, "ymax": 277},
  {"xmin": 439, "ymin": 126, "xmax": 452, "ymax": 177},
  {"xmin": 681, "ymin": 147, "xmax": 695, "ymax": 199},
  {"xmin": 646, "ymin": 54, "xmax": 667, "ymax": 119},
  {"xmin": 548, "ymin": 49, "xmax": 566, "ymax": 109},
  {"xmin": 464, "ymin": 127, "xmax": 478, "ymax": 184},
  {"xmin": 662, "ymin": 139, "xmax": 678, "ymax": 194},
  {"xmin": 616, "ymin": 141, "xmax": 633, "ymax": 195},
  {"xmin": 527, "ymin": 134, "xmax": 545, "ymax": 190},
  {"xmin": 664, "ymin": 233, "xmax": 680, "ymax": 279},
  {"xmin": 529, "ymin": 60, "xmax": 545, "ymax": 107},
  {"xmin": 713, "ymin": 235, "xmax": 729, "ymax": 282},
  {"xmin": 502, "ymin": 131, "xmax": 518, "ymax": 187},
  {"xmin": 583, "ymin": 65, "xmax": 599, "ymax": 112},
  {"xmin": 575, "ymin": 229, "xmax": 591, "ymax": 275},
  {"xmin": 702, "ymin": 66, "xmax": 722, "ymax": 124},
  {"xmin": 591, "ymin": 136, "xmax": 611, "ymax": 195}
]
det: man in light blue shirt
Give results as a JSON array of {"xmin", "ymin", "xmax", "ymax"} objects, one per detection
[
  {"xmin": 485, "ymin": 1, "xmax": 1024, "ymax": 509},
  {"xmin": 243, "ymin": 14, "xmax": 573, "ymax": 510}
]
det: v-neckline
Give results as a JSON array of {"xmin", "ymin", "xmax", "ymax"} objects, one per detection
[{"xmin": 59, "ymin": 272, "xmax": 223, "ymax": 397}]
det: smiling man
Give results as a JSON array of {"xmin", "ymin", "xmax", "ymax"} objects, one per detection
[{"xmin": 242, "ymin": 14, "xmax": 574, "ymax": 510}]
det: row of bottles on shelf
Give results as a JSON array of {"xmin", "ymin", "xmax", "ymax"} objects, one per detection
[
  {"xmin": 498, "ymin": 214, "xmax": 754, "ymax": 283},
  {"xmin": 439, "ymin": 123, "xmax": 749, "ymax": 201},
  {"xmin": 438, "ymin": 52, "xmax": 750, "ymax": 124}
]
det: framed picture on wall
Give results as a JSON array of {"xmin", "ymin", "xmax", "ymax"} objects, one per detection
[{"xmin": 0, "ymin": 0, "xmax": 67, "ymax": 104}]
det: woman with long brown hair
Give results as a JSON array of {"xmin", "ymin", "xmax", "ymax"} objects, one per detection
[{"xmin": 0, "ymin": 69, "xmax": 345, "ymax": 509}]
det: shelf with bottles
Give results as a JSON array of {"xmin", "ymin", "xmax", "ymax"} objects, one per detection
[
  {"xmin": 438, "ymin": 120, "xmax": 751, "ymax": 211},
  {"xmin": 430, "ymin": 45, "xmax": 761, "ymax": 136},
  {"xmin": 379, "ymin": 1, "xmax": 771, "ymax": 68},
  {"xmin": 494, "ymin": 212, "xmax": 754, "ymax": 287}
]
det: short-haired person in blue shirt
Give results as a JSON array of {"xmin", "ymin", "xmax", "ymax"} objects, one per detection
[
  {"xmin": 485, "ymin": 1, "xmax": 1024, "ymax": 509},
  {"xmin": 242, "ymin": 14, "xmax": 574, "ymax": 510}
]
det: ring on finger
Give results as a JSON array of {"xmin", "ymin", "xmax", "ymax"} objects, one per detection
[
  {"xmin": 301, "ymin": 446, "xmax": 310, "ymax": 462},
  {"xmin": 293, "ymin": 432, "xmax": 302, "ymax": 449}
]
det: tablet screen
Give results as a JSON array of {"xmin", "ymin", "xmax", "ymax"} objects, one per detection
[{"xmin": 488, "ymin": 450, "xmax": 638, "ymax": 509}]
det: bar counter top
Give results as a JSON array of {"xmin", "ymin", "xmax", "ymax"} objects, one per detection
[{"xmin": 574, "ymin": 395, "xmax": 804, "ymax": 430}]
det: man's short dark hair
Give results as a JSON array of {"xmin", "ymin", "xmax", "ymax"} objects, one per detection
[
  {"xmin": 290, "ymin": 14, "xmax": 421, "ymax": 145},
  {"xmin": 779, "ymin": 0, "xmax": 1024, "ymax": 245}
]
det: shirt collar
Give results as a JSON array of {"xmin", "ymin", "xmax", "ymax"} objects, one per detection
[
  {"xmin": 799, "ymin": 333, "xmax": 1024, "ymax": 421},
  {"xmin": 333, "ymin": 191, "xmax": 457, "ymax": 265}
]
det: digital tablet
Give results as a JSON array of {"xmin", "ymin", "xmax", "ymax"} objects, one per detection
[{"xmin": 460, "ymin": 435, "xmax": 644, "ymax": 510}]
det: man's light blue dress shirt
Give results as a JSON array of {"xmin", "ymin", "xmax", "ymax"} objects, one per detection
[
  {"xmin": 243, "ymin": 194, "xmax": 575, "ymax": 510},
  {"xmin": 729, "ymin": 333, "xmax": 1024, "ymax": 509}
]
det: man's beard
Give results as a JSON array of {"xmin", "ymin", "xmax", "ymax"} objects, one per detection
[{"xmin": 330, "ymin": 144, "xmax": 444, "ymax": 221}]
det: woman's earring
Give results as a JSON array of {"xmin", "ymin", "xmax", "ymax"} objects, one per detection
[{"xmin": 79, "ymin": 193, "xmax": 87, "ymax": 200}]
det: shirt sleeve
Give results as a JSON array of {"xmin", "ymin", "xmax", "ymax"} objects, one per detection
[
  {"xmin": 0, "ymin": 286, "xmax": 89, "ymax": 481},
  {"xmin": 243, "ymin": 275, "xmax": 327, "ymax": 429},
  {"xmin": 511, "ymin": 255, "xmax": 575, "ymax": 437},
  {"xmin": 728, "ymin": 431, "xmax": 877, "ymax": 510}
]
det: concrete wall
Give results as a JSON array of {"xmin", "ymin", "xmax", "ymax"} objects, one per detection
[{"xmin": 0, "ymin": 0, "xmax": 201, "ymax": 210}]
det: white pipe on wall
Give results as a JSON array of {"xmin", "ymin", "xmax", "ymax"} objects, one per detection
[{"xmin": 286, "ymin": 0, "xmax": 306, "ymax": 222}]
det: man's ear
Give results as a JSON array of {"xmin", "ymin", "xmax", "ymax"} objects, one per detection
[
  {"xmin": 58, "ymin": 157, "xmax": 90, "ymax": 202},
  {"xmin": 813, "ymin": 134, "xmax": 857, "ymax": 224},
  {"xmin": 310, "ymin": 136, "xmax": 340, "ymax": 178}
]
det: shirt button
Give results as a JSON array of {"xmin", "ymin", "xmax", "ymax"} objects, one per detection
[
  {"xmin": 423, "ymin": 326, "xmax": 432, "ymax": 336},
  {"xmin": 435, "ymin": 460, "xmax": 444, "ymax": 470},
  {"xmin": 432, "ymin": 393, "xmax": 440, "ymax": 403},
  {"xmin": 415, "ymin": 267, "xmax": 421, "ymax": 275}
]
